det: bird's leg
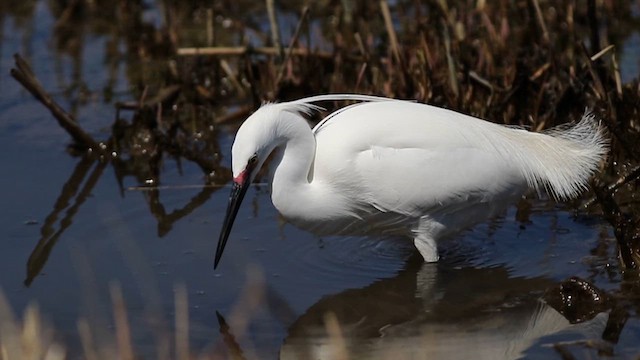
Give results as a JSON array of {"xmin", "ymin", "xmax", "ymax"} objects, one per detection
[
  {"xmin": 413, "ymin": 219, "xmax": 444, "ymax": 262},
  {"xmin": 414, "ymin": 234, "xmax": 440, "ymax": 262}
]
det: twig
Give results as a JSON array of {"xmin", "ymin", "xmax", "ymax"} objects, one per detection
[
  {"xmin": 529, "ymin": 62, "xmax": 551, "ymax": 81},
  {"xmin": 435, "ymin": 0, "xmax": 454, "ymax": 33},
  {"xmin": 174, "ymin": 284, "xmax": 189, "ymax": 360},
  {"xmin": 590, "ymin": 44, "xmax": 615, "ymax": 61},
  {"xmin": 206, "ymin": 8, "xmax": 215, "ymax": 47},
  {"xmin": 442, "ymin": 20, "xmax": 459, "ymax": 98},
  {"xmin": 552, "ymin": 343, "xmax": 577, "ymax": 360},
  {"xmin": 276, "ymin": 6, "xmax": 310, "ymax": 85},
  {"xmin": 177, "ymin": 46, "xmax": 334, "ymax": 59},
  {"xmin": 585, "ymin": 165, "xmax": 640, "ymax": 208},
  {"xmin": 587, "ymin": 0, "xmax": 601, "ymax": 54},
  {"xmin": 138, "ymin": 85, "xmax": 149, "ymax": 108},
  {"xmin": 220, "ymin": 59, "xmax": 246, "ymax": 97},
  {"xmin": 324, "ymin": 312, "xmax": 349, "ymax": 360},
  {"xmin": 354, "ymin": 32, "xmax": 368, "ymax": 60},
  {"xmin": 593, "ymin": 183, "xmax": 640, "ymax": 270},
  {"xmin": 612, "ymin": 52, "xmax": 623, "ymax": 98},
  {"xmin": 126, "ymin": 184, "xmax": 226, "ymax": 191},
  {"xmin": 77, "ymin": 319, "xmax": 99, "ymax": 360},
  {"xmin": 469, "ymin": 71, "xmax": 494, "ymax": 92},
  {"xmin": 115, "ymin": 85, "xmax": 181, "ymax": 111},
  {"xmin": 215, "ymin": 311, "xmax": 246, "ymax": 360},
  {"xmin": 110, "ymin": 283, "xmax": 135, "ymax": 360},
  {"xmin": 355, "ymin": 62, "xmax": 368, "ymax": 91},
  {"xmin": 214, "ymin": 105, "xmax": 253, "ymax": 124},
  {"xmin": 380, "ymin": 0, "xmax": 401, "ymax": 65},
  {"xmin": 469, "ymin": 71, "xmax": 495, "ymax": 106},
  {"xmin": 531, "ymin": 0, "xmax": 550, "ymax": 43},
  {"xmin": 266, "ymin": 0, "xmax": 283, "ymax": 60},
  {"xmin": 580, "ymin": 42, "xmax": 606, "ymax": 100},
  {"xmin": 10, "ymin": 54, "xmax": 102, "ymax": 151}
]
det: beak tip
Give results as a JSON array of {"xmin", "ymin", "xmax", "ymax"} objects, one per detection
[{"xmin": 215, "ymin": 179, "xmax": 250, "ymax": 272}]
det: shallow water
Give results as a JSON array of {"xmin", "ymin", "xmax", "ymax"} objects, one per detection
[{"xmin": 1, "ymin": 2, "xmax": 640, "ymax": 359}]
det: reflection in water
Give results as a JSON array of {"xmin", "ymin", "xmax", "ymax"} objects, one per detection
[
  {"xmin": 280, "ymin": 258, "xmax": 608, "ymax": 360},
  {"xmin": 216, "ymin": 310, "xmax": 247, "ymax": 360},
  {"xmin": 24, "ymin": 150, "xmax": 224, "ymax": 286},
  {"xmin": 23, "ymin": 102, "xmax": 228, "ymax": 285},
  {"xmin": 25, "ymin": 156, "xmax": 106, "ymax": 286}
]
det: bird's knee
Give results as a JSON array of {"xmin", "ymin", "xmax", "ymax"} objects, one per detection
[{"xmin": 414, "ymin": 237, "xmax": 439, "ymax": 262}]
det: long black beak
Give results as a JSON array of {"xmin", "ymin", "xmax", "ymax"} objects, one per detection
[{"xmin": 214, "ymin": 178, "xmax": 251, "ymax": 269}]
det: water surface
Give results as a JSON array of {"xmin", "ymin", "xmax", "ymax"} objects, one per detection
[{"xmin": 1, "ymin": 2, "xmax": 639, "ymax": 359}]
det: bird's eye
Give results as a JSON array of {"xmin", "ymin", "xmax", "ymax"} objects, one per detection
[{"xmin": 248, "ymin": 154, "xmax": 258, "ymax": 165}]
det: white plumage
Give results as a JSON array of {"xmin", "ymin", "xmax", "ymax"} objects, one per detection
[{"xmin": 214, "ymin": 94, "xmax": 608, "ymax": 268}]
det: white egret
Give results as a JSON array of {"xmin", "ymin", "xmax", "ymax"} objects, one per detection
[{"xmin": 214, "ymin": 94, "xmax": 607, "ymax": 268}]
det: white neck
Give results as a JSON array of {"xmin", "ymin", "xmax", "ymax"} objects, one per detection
[
  {"xmin": 269, "ymin": 112, "xmax": 347, "ymax": 223},
  {"xmin": 269, "ymin": 113, "xmax": 317, "ymax": 218}
]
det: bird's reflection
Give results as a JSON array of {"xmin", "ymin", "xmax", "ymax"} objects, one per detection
[{"xmin": 278, "ymin": 256, "xmax": 608, "ymax": 360}]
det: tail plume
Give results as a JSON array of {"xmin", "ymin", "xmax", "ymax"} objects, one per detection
[{"xmin": 512, "ymin": 111, "xmax": 608, "ymax": 199}]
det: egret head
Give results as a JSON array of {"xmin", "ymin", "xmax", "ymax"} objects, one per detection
[
  {"xmin": 214, "ymin": 102, "xmax": 323, "ymax": 268},
  {"xmin": 214, "ymin": 105, "xmax": 284, "ymax": 269},
  {"xmin": 230, "ymin": 107, "xmax": 281, "ymax": 181}
]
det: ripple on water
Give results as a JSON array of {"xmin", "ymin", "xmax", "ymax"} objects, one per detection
[
  {"xmin": 274, "ymin": 229, "xmax": 415, "ymax": 286},
  {"xmin": 261, "ymin": 199, "xmax": 609, "ymax": 289},
  {"xmin": 435, "ymin": 201, "xmax": 610, "ymax": 281}
]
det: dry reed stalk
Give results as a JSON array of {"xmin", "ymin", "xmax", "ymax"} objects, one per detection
[
  {"xmin": 380, "ymin": 0, "xmax": 401, "ymax": 65},
  {"xmin": 10, "ymin": 54, "xmax": 102, "ymax": 151},
  {"xmin": 529, "ymin": 62, "xmax": 551, "ymax": 81},
  {"xmin": 566, "ymin": 2, "xmax": 574, "ymax": 33},
  {"xmin": 215, "ymin": 312, "xmax": 246, "ymax": 360},
  {"xmin": 215, "ymin": 105, "xmax": 253, "ymax": 124},
  {"xmin": 0, "ymin": 291, "xmax": 21, "ymax": 358},
  {"xmin": 587, "ymin": 0, "xmax": 601, "ymax": 54},
  {"xmin": 585, "ymin": 165, "xmax": 640, "ymax": 208},
  {"xmin": 220, "ymin": 59, "xmax": 246, "ymax": 97},
  {"xmin": 442, "ymin": 20, "xmax": 459, "ymax": 99},
  {"xmin": 276, "ymin": 6, "xmax": 310, "ymax": 85},
  {"xmin": 531, "ymin": 0, "xmax": 550, "ymax": 43},
  {"xmin": 354, "ymin": 32, "xmax": 368, "ymax": 60},
  {"xmin": 217, "ymin": 266, "xmax": 266, "ymax": 359},
  {"xmin": 0, "ymin": 292, "xmax": 66, "ymax": 360},
  {"xmin": 206, "ymin": 8, "xmax": 215, "ymax": 47},
  {"xmin": 612, "ymin": 52, "xmax": 623, "ymax": 98},
  {"xmin": 355, "ymin": 62, "xmax": 368, "ymax": 91},
  {"xmin": 175, "ymin": 284, "xmax": 189, "ymax": 360},
  {"xmin": 110, "ymin": 282, "xmax": 135, "ymax": 360},
  {"xmin": 469, "ymin": 70, "xmax": 494, "ymax": 107},
  {"xmin": 580, "ymin": 42, "xmax": 607, "ymax": 100},
  {"xmin": 480, "ymin": 11, "xmax": 501, "ymax": 48},
  {"xmin": 266, "ymin": 0, "xmax": 283, "ymax": 59},
  {"xmin": 589, "ymin": 44, "xmax": 623, "ymax": 98},
  {"xmin": 590, "ymin": 44, "xmax": 615, "ymax": 61},
  {"xmin": 323, "ymin": 312, "xmax": 349, "ymax": 360},
  {"xmin": 77, "ymin": 318, "xmax": 100, "ymax": 360},
  {"xmin": 177, "ymin": 46, "xmax": 333, "ymax": 58}
]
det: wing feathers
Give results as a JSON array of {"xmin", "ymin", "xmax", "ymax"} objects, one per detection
[{"xmin": 277, "ymin": 95, "xmax": 607, "ymax": 201}]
